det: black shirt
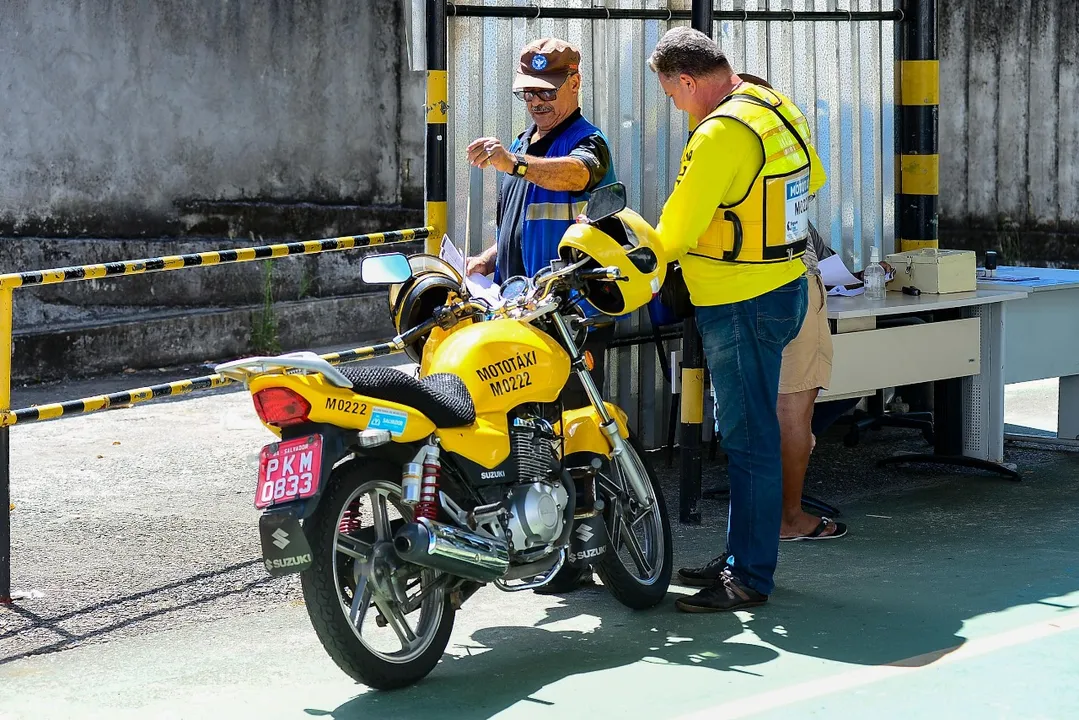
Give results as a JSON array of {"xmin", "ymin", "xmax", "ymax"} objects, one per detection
[{"xmin": 495, "ymin": 109, "xmax": 612, "ymax": 281}]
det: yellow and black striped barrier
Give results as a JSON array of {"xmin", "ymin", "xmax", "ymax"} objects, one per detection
[
  {"xmin": 0, "ymin": 339, "xmax": 403, "ymax": 428},
  {"xmin": 1, "ymin": 374, "xmax": 235, "ymax": 426},
  {"xmin": 0, "ymin": 225, "xmax": 428, "ymax": 602},
  {"xmin": 0, "ymin": 227, "xmax": 432, "ymax": 290},
  {"xmin": 897, "ymin": 0, "xmax": 938, "ymax": 252}
]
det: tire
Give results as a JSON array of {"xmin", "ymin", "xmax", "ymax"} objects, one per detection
[
  {"xmin": 300, "ymin": 458, "xmax": 455, "ymax": 690},
  {"xmin": 593, "ymin": 434, "xmax": 673, "ymax": 610}
]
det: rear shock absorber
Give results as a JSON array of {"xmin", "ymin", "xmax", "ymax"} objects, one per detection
[{"xmin": 415, "ymin": 443, "xmax": 441, "ymax": 521}]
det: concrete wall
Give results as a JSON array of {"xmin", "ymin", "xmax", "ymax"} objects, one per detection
[
  {"xmin": 0, "ymin": 0, "xmax": 426, "ymax": 239},
  {"xmin": 940, "ymin": 0, "xmax": 1079, "ymax": 266}
]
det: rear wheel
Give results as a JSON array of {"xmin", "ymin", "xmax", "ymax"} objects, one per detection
[
  {"xmin": 594, "ymin": 434, "xmax": 673, "ymax": 609},
  {"xmin": 300, "ymin": 459, "xmax": 455, "ymax": 690}
]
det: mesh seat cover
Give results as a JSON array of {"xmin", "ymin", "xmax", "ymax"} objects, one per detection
[{"xmin": 337, "ymin": 366, "xmax": 475, "ymax": 428}]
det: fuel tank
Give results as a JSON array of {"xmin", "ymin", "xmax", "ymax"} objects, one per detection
[{"xmin": 422, "ymin": 318, "xmax": 571, "ymax": 414}]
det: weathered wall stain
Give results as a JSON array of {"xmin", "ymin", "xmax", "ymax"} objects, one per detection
[
  {"xmin": 940, "ymin": 0, "xmax": 1079, "ymax": 266},
  {"xmin": 0, "ymin": 0, "xmax": 425, "ymax": 239}
]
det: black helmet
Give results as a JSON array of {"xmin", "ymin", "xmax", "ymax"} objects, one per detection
[{"xmin": 387, "ymin": 255, "xmax": 465, "ymax": 363}]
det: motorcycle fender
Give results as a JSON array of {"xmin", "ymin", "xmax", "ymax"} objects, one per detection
[
  {"xmin": 274, "ymin": 424, "xmax": 352, "ymax": 520},
  {"xmin": 566, "ymin": 514, "xmax": 610, "ymax": 568},
  {"xmin": 559, "ymin": 403, "xmax": 630, "ymax": 458},
  {"xmin": 259, "ymin": 507, "xmax": 313, "ymax": 577}
]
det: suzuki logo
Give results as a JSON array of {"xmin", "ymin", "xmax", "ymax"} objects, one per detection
[
  {"xmin": 568, "ymin": 546, "xmax": 606, "ymax": 563},
  {"xmin": 575, "ymin": 524, "xmax": 594, "ymax": 543},
  {"xmin": 272, "ymin": 528, "xmax": 291, "ymax": 549}
]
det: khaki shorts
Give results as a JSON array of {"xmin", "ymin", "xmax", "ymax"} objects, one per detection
[{"xmin": 779, "ymin": 274, "xmax": 833, "ymax": 394}]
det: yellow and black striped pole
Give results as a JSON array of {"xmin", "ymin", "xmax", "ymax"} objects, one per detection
[
  {"xmin": 897, "ymin": 0, "xmax": 938, "ymax": 251},
  {"xmin": 424, "ymin": 0, "xmax": 448, "ymax": 255},
  {"xmin": 676, "ymin": 0, "xmax": 712, "ymax": 526}
]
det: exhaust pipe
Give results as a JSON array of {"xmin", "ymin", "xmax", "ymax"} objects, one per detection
[{"xmin": 394, "ymin": 517, "xmax": 509, "ymax": 583}]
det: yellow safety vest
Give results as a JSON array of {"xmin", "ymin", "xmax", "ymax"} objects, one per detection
[{"xmin": 688, "ymin": 85, "xmax": 814, "ymax": 264}]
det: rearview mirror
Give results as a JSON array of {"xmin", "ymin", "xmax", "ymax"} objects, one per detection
[
  {"xmin": 581, "ymin": 182, "xmax": 627, "ymax": 223},
  {"xmin": 361, "ymin": 253, "xmax": 413, "ymax": 284}
]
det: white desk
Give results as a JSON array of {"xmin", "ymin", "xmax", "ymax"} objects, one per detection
[
  {"xmin": 818, "ymin": 288, "xmax": 1027, "ymax": 465},
  {"xmin": 977, "ymin": 267, "xmax": 1079, "ymax": 442}
]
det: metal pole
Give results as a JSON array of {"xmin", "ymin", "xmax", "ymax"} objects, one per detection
[
  {"xmin": 677, "ymin": 0, "xmax": 713, "ymax": 526},
  {"xmin": 692, "ymin": 0, "xmax": 713, "ymax": 31},
  {"xmin": 425, "ymin": 0, "xmax": 449, "ymax": 255},
  {"xmin": 897, "ymin": 0, "xmax": 938, "ymax": 252},
  {"xmin": 0, "ymin": 288, "xmax": 13, "ymax": 604},
  {"xmin": 447, "ymin": 4, "xmax": 902, "ymax": 21}
]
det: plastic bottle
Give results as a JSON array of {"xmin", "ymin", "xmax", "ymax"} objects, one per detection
[{"xmin": 863, "ymin": 247, "xmax": 886, "ymax": 300}]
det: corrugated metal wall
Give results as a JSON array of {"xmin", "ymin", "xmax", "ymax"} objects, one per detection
[
  {"xmin": 939, "ymin": 0, "xmax": 1079, "ymax": 266},
  {"xmin": 446, "ymin": 0, "xmax": 896, "ymax": 447}
]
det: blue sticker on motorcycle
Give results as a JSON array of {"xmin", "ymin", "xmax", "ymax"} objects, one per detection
[{"xmin": 368, "ymin": 407, "xmax": 408, "ymax": 436}]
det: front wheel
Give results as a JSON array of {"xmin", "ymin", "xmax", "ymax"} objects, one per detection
[
  {"xmin": 300, "ymin": 459, "xmax": 455, "ymax": 690},
  {"xmin": 594, "ymin": 434, "xmax": 673, "ymax": 609}
]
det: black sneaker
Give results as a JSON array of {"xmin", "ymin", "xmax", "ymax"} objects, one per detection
[
  {"xmin": 534, "ymin": 564, "xmax": 595, "ymax": 595},
  {"xmin": 674, "ymin": 568, "xmax": 768, "ymax": 613},
  {"xmin": 676, "ymin": 553, "xmax": 731, "ymax": 587}
]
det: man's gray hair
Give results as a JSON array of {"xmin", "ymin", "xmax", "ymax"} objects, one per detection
[{"xmin": 648, "ymin": 26, "xmax": 731, "ymax": 78}]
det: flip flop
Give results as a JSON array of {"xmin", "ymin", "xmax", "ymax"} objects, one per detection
[{"xmin": 781, "ymin": 517, "xmax": 848, "ymax": 542}]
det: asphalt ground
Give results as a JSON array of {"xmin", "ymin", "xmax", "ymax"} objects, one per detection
[{"xmin": 1, "ymin": 369, "xmax": 1076, "ymax": 719}]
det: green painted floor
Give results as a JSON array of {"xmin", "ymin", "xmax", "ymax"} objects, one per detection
[{"xmin": 3, "ymin": 450, "xmax": 1077, "ymax": 720}]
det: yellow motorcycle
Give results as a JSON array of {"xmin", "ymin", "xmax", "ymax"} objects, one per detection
[{"xmin": 216, "ymin": 183, "xmax": 672, "ymax": 690}]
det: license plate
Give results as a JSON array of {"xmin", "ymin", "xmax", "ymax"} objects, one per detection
[{"xmin": 255, "ymin": 434, "xmax": 323, "ymax": 509}]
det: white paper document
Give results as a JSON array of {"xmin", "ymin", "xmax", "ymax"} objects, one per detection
[
  {"xmin": 439, "ymin": 235, "xmax": 502, "ymax": 307},
  {"xmin": 439, "ymin": 235, "xmax": 466, "ymax": 275},
  {"xmin": 818, "ymin": 254, "xmax": 863, "ymax": 289},
  {"xmin": 827, "ymin": 284, "xmax": 865, "ymax": 297}
]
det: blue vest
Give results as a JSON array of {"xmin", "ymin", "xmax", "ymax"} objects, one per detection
[{"xmin": 498, "ymin": 115, "xmax": 618, "ymax": 321}]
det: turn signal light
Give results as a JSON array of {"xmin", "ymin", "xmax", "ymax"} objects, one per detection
[
  {"xmin": 583, "ymin": 351, "xmax": 595, "ymax": 371},
  {"xmin": 252, "ymin": 387, "xmax": 311, "ymax": 427}
]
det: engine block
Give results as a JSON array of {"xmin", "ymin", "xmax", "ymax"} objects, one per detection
[{"xmin": 504, "ymin": 480, "xmax": 569, "ymax": 552}]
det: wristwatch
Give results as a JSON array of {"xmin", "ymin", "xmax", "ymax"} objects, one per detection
[{"xmin": 511, "ymin": 153, "xmax": 528, "ymax": 177}]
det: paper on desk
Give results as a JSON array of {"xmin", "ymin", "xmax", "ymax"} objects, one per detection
[
  {"xmin": 827, "ymin": 284, "xmax": 865, "ymax": 297},
  {"xmin": 818, "ymin": 254, "xmax": 862, "ymax": 289},
  {"xmin": 977, "ymin": 269, "xmax": 1040, "ymax": 282},
  {"xmin": 439, "ymin": 234, "xmax": 503, "ymax": 307}
]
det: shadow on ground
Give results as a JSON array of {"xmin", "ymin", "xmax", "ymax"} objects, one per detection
[
  {"xmin": 316, "ymin": 438, "xmax": 1079, "ymax": 719},
  {"xmin": 0, "ymin": 560, "xmax": 277, "ymax": 664}
]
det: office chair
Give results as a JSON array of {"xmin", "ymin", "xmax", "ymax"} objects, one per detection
[{"xmin": 840, "ymin": 387, "xmax": 935, "ymax": 448}]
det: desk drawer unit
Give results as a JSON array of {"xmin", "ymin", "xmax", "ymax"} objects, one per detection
[{"xmin": 822, "ymin": 317, "xmax": 981, "ymax": 399}]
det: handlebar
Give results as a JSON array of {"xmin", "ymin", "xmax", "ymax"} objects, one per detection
[
  {"xmin": 397, "ymin": 297, "xmax": 490, "ymax": 345},
  {"xmin": 397, "ymin": 260, "xmax": 616, "ymax": 346},
  {"xmin": 577, "ymin": 266, "xmax": 625, "ymax": 283}
]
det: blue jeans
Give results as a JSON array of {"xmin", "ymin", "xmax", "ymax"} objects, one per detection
[{"xmin": 696, "ymin": 276, "xmax": 808, "ymax": 596}]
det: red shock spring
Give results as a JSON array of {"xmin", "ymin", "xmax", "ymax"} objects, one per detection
[
  {"xmin": 415, "ymin": 459, "xmax": 440, "ymax": 520},
  {"xmin": 338, "ymin": 499, "xmax": 363, "ymax": 535}
]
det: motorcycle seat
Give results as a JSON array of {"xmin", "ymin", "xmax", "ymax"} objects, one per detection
[{"xmin": 337, "ymin": 366, "xmax": 476, "ymax": 428}]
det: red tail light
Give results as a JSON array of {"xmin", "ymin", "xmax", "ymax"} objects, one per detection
[{"xmin": 252, "ymin": 387, "xmax": 311, "ymax": 427}]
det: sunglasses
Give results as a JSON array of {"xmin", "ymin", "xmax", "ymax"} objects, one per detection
[{"xmin": 514, "ymin": 72, "xmax": 576, "ymax": 102}]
